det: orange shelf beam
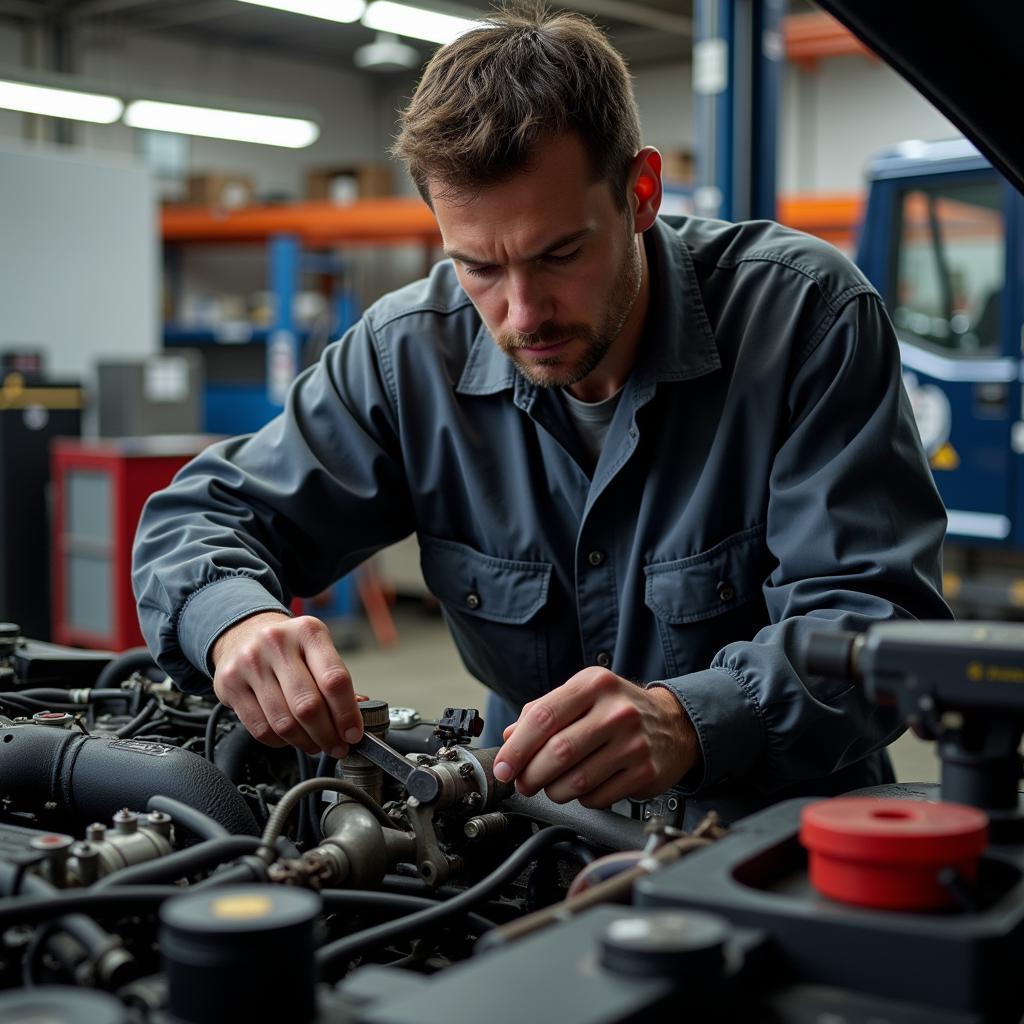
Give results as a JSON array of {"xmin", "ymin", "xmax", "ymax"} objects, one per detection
[
  {"xmin": 161, "ymin": 197, "xmax": 442, "ymax": 246},
  {"xmin": 777, "ymin": 192, "xmax": 863, "ymax": 249},
  {"xmin": 784, "ymin": 11, "xmax": 875, "ymax": 68}
]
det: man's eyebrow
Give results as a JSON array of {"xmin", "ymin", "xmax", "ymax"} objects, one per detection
[{"xmin": 444, "ymin": 227, "xmax": 592, "ymax": 267}]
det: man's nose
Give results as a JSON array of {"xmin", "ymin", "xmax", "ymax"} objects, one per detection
[{"xmin": 506, "ymin": 271, "xmax": 554, "ymax": 335}]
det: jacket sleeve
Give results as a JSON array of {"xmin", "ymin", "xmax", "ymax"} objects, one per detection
[
  {"xmin": 652, "ymin": 290, "xmax": 951, "ymax": 794},
  {"xmin": 131, "ymin": 318, "xmax": 415, "ymax": 694}
]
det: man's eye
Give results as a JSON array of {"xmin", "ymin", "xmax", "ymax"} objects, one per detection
[
  {"xmin": 464, "ymin": 264, "xmax": 497, "ymax": 278},
  {"xmin": 542, "ymin": 248, "xmax": 581, "ymax": 266}
]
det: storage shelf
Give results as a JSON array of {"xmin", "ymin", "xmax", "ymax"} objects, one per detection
[
  {"xmin": 163, "ymin": 326, "xmax": 314, "ymax": 346},
  {"xmin": 161, "ymin": 197, "xmax": 442, "ymax": 246}
]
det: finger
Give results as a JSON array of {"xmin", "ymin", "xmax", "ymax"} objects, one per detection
[
  {"xmin": 255, "ymin": 681, "xmax": 320, "ymax": 756},
  {"xmin": 514, "ymin": 718, "xmax": 608, "ymax": 798},
  {"xmin": 493, "ymin": 681, "xmax": 596, "ymax": 783},
  {"xmin": 222, "ymin": 691, "xmax": 287, "ymax": 749},
  {"xmin": 298, "ymin": 619, "xmax": 363, "ymax": 752},
  {"xmin": 276, "ymin": 659, "xmax": 347, "ymax": 757},
  {"xmin": 251, "ymin": 620, "xmax": 333, "ymax": 756}
]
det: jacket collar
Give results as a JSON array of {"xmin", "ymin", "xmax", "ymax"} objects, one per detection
[{"xmin": 456, "ymin": 216, "xmax": 720, "ymax": 397}]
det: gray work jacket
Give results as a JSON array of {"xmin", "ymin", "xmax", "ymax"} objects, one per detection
[{"xmin": 133, "ymin": 216, "xmax": 951, "ymax": 826}]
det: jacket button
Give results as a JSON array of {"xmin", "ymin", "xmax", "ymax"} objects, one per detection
[
  {"xmin": 466, "ymin": 592, "xmax": 481, "ymax": 610},
  {"xmin": 587, "ymin": 550, "xmax": 605, "ymax": 567},
  {"xmin": 717, "ymin": 581, "xmax": 736, "ymax": 602},
  {"xmin": 595, "ymin": 651, "xmax": 612, "ymax": 668}
]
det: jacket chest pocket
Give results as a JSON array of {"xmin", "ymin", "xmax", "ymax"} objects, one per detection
[
  {"xmin": 643, "ymin": 524, "xmax": 769, "ymax": 679},
  {"xmin": 419, "ymin": 535, "xmax": 552, "ymax": 703}
]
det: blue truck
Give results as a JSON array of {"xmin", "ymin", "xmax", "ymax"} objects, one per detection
[{"xmin": 857, "ymin": 138, "xmax": 1023, "ymax": 613}]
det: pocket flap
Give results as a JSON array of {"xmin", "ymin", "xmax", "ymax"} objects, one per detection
[
  {"xmin": 644, "ymin": 525, "xmax": 766, "ymax": 624},
  {"xmin": 420, "ymin": 536, "xmax": 552, "ymax": 624}
]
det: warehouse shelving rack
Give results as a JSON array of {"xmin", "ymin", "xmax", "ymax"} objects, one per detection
[{"xmin": 161, "ymin": 197, "xmax": 442, "ymax": 435}]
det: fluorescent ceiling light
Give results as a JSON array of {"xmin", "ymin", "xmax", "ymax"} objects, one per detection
[
  {"xmin": 236, "ymin": 0, "xmax": 366, "ymax": 22},
  {"xmin": 124, "ymin": 100, "xmax": 319, "ymax": 148},
  {"xmin": 362, "ymin": 1, "xmax": 481, "ymax": 44},
  {"xmin": 0, "ymin": 79, "xmax": 122, "ymax": 123}
]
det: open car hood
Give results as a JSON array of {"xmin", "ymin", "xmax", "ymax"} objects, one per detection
[{"xmin": 815, "ymin": 1, "xmax": 1023, "ymax": 195}]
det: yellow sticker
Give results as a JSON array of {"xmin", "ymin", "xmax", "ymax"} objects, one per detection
[
  {"xmin": 210, "ymin": 895, "xmax": 273, "ymax": 920},
  {"xmin": 930, "ymin": 443, "xmax": 960, "ymax": 471},
  {"xmin": 966, "ymin": 661, "xmax": 983, "ymax": 682}
]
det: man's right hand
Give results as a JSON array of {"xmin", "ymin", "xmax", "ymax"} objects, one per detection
[{"xmin": 211, "ymin": 612, "xmax": 363, "ymax": 758}]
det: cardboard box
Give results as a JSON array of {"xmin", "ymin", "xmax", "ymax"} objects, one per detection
[
  {"xmin": 661, "ymin": 150, "xmax": 695, "ymax": 186},
  {"xmin": 306, "ymin": 164, "xmax": 393, "ymax": 204},
  {"xmin": 186, "ymin": 174, "xmax": 255, "ymax": 209}
]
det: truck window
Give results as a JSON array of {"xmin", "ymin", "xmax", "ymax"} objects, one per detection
[{"xmin": 891, "ymin": 180, "xmax": 1003, "ymax": 357}]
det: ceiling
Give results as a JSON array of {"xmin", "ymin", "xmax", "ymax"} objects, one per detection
[{"xmin": 0, "ymin": 0, "xmax": 699, "ymax": 73}]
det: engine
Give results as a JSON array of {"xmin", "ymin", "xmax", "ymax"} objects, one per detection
[
  {"xmin": 0, "ymin": 624, "xmax": 696, "ymax": 1023},
  {"xmin": 4, "ymin": 620, "xmax": 1024, "ymax": 1024}
]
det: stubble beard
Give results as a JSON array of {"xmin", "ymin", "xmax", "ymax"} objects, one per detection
[{"xmin": 496, "ymin": 235, "xmax": 643, "ymax": 390}]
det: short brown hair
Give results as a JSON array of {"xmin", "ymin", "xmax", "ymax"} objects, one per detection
[{"xmin": 391, "ymin": 2, "xmax": 641, "ymax": 209}]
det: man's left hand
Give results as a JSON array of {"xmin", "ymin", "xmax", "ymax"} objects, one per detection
[{"xmin": 492, "ymin": 669, "xmax": 700, "ymax": 808}]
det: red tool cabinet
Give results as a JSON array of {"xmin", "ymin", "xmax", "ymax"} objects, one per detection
[{"xmin": 51, "ymin": 436, "xmax": 218, "ymax": 651}]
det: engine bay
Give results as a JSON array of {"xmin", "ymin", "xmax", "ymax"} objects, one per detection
[{"xmin": 1, "ymin": 620, "xmax": 1024, "ymax": 1023}]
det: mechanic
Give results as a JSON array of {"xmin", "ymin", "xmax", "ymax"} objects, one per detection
[{"xmin": 133, "ymin": 4, "xmax": 951, "ymax": 826}]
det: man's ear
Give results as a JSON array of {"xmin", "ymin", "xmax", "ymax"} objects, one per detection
[{"xmin": 629, "ymin": 147, "xmax": 662, "ymax": 231}]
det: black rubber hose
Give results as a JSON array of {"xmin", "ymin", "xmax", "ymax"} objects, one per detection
[
  {"xmin": 295, "ymin": 749, "xmax": 312, "ymax": 847},
  {"xmin": 308, "ymin": 753, "xmax": 337, "ymax": 846},
  {"xmin": 0, "ymin": 724, "xmax": 258, "ymax": 836},
  {"xmin": 315, "ymin": 825, "xmax": 576, "ymax": 975},
  {"xmin": 319, "ymin": 889, "xmax": 495, "ymax": 934},
  {"xmin": 162, "ymin": 706, "xmax": 214, "ymax": 724},
  {"xmin": 0, "ymin": 693, "xmax": 82, "ymax": 713},
  {"xmin": 16, "ymin": 688, "xmax": 133, "ymax": 703},
  {"xmin": 191, "ymin": 859, "xmax": 267, "ymax": 889},
  {"xmin": 114, "ymin": 696, "xmax": 160, "ymax": 738},
  {"xmin": 502, "ymin": 791, "xmax": 647, "ymax": 852},
  {"xmin": 0, "ymin": 863, "xmax": 118, "ymax": 966},
  {"xmin": 204, "ymin": 702, "xmax": 230, "ymax": 762},
  {"xmin": 91, "ymin": 836, "xmax": 263, "ymax": 890},
  {"xmin": 94, "ymin": 648, "xmax": 160, "ymax": 691},
  {"xmin": 147, "ymin": 795, "xmax": 230, "ymax": 843},
  {"xmin": 0, "ymin": 886, "xmax": 176, "ymax": 930}
]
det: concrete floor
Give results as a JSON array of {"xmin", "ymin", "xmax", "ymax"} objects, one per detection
[{"xmin": 337, "ymin": 601, "xmax": 941, "ymax": 785}]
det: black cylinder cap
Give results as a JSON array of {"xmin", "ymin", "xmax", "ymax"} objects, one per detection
[
  {"xmin": 801, "ymin": 629, "xmax": 858, "ymax": 680},
  {"xmin": 600, "ymin": 910, "xmax": 730, "ymax": 981},
  {"xmin": 359, "ymin": 698, "xmax": 390, "ymax": 731},
  {"xmin": 0, "ymin": 987, "xmax": 128, "ymax": 1023},
  {"xmin": 0, "ymin": 622, "xmax": 20, "ymax": 656},
  {"xmin": 160, "ymin": 886, "xmax": 321, "ymax": 1024}
]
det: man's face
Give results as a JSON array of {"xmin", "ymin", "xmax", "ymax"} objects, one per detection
[{"xmin": 430, "ymin": 134, "xmax": 644, "ymax": 394}]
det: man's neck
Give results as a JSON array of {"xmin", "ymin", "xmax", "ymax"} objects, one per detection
[{"xmin": 566, "ymin": 238, "xmax": 650, "ymax": 403}]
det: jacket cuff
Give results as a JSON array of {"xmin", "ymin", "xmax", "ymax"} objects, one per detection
[
  {"xmin": 647, "ymin": 666, "xmax": 766, "ymax": 795},
  {"xmin": 177, "ymin": 575, "xmax": 291, "ymax": 680}
]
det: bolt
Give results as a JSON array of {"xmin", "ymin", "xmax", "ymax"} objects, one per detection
[
  {"xmin": 458, "ymin": 762, "xmax": 474, "ymax": 777},
  {"xmin": 113, "ymin": 809, "xmax": 138, "ymax": 835}
]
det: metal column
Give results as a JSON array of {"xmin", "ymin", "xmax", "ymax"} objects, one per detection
[
  {"xmin": 694, "ymin": 0, "xmax": 783, "ymax": 222},
  {"xmin": 267, "ymin": 233, "xmax": 301, "ymax": 407}
]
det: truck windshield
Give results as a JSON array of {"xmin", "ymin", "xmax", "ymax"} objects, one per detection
[{"xmin": 891, "ymin": 179, "xmax": 1004, "ymax": 357}]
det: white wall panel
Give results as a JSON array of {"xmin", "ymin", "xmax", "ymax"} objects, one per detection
[
  {"xmin": 76, "ymin": 33, "xmax": 377, "ymax": 200},
  {"xmin": 632, "ymin": 62, "xmax": 695, "ymax": 155},
  {"xmin": 779, "ymin": 57, "xmax": 959, "ymax": 193},
  {"xmin": 0, "ymin": 139, "xmax": 157, "ymax": 379}
]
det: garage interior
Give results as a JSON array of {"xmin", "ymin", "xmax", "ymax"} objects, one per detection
[{"xmin": 0, "ymin": 1, "xmax": 1019, "ymax": 1021}]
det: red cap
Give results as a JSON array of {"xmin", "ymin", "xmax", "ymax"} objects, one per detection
[{"xmin": 800, "ymin": 798, "xmax": 988, "ymax": 910}]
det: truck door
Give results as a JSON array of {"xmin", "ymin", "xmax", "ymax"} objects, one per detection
[{"xmin": 882, "ymin": 172, "xmax": 1012, "ymax": 546}]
